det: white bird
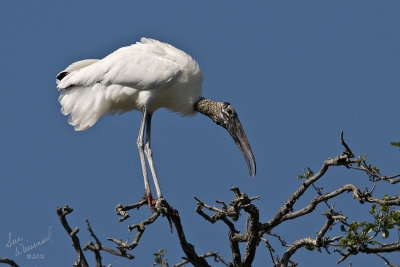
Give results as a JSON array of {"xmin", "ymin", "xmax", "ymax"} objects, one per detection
[{"xmin": 57, "ymin": 38, "xmax": 256, "ymax": 207}]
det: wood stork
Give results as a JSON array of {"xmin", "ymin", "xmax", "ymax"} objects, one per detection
[{"xmin": 57, "ymin": 38, "xmax": 256, "ymax": 207}]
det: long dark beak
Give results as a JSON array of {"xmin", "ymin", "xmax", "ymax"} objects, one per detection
[{"xmin": 226, "ymin": 117, "xmax": 256, "ymax": 177}]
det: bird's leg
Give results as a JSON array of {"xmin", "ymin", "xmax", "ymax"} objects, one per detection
[
  {"xmin": 144, "ymin": 113, "xmax": 163, "ymax": 200},
  {"xmin": 137, "ymin": 107, "xmax": 154, "ymax": 209}
]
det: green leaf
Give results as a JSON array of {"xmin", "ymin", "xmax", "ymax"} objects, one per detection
[
  {"xmin": 382, "ymin": 229, "xmax": 389, "ymax": 239},
  {"xmin": 304, "ymin": 244, "xmax": 314, "ymax": 251},
  {"xmin": 370, "ymin": 204, "xmax": 377, "ymax": 215},
  {"xmin": 381, "ymin": 205, "xmax": 389, "ymax": 212},
  {"xmin": 371, "ymin": 165, "xmax": 380, "ymax": 173},
  {"xmin": 350, "ymin": 221, "xmax": 358, "ymax": 229},
  {"xmin": 306, "ymin": 167, "xmax": 314, "ymax": 177},
  {"xmin": 390, "ymin": 141, "xmax": 400, "ymax": 147},
  {"xmin": 366, "ymin": 223, "xmax": 375, "ymax": 233}
]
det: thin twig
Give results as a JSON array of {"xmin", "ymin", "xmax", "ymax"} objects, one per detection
[
  {"xmin": 84, "ymin": 219, "xmax": 135, "ymax": 266},
  {"xmin": 108, "ymin": 211, "xmax": 160, "ymax": 250},
  {"xmin": 56, "ymin": 206, "xmax": 89, "ymax": 267},
  {"xmin": 0, "ymin": 258, "xmax": 19, "ymax": 267},
  {"xmin": 173, "ymin": 251, "xmax": 229, "ymax": 267},
  {"xmin": 115, "ymin": 196, "xmax": 147, "ymax": 222},
  {"xmin": 375, "ymin": 253, "xmax": 399, "ymax": 267}
]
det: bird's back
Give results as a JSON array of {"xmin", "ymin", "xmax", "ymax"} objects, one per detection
[{"xmin": 57, "ymin": 38, "xmax": 203, "ymax": 131}]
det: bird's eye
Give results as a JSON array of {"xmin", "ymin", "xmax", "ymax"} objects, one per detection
[
  {"xmin": 222, "ymin": 102, "xmax": 230, "ymax": 109},
  {"xmin": 227, "ymin": 109, "xmax": 233, "ymax": 115}
]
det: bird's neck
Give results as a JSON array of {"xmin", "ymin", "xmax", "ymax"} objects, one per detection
[{"xmin": 193, "ymin": 97, "xmax": 220, "ymax": 122}]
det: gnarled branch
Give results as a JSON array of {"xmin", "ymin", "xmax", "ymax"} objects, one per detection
[
  {"xmin": 0, "ymin": 258, "xmax": 19, "ymax": 267},
  {"xmin": 56, "ymin": 205, "xmax": 89, "ymax": 267}
]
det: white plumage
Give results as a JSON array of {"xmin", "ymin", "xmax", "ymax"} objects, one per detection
[
  {"xmin": 57, "ymin": 38, "xmax": 203, "ymax": 131},
  {"xmin": 57, "ymin": 37, "xmax": 256, "ymax": 206}
]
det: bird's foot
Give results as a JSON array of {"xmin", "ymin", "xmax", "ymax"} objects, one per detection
[
  {"xmin": 143, "ymin": 193, "xmax": 158, "ymax": 211},
  {"xmin": 153, "ymin": 198, "xmax": 179, "ymax": 233}
]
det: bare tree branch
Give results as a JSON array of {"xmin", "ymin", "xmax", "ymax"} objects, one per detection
[
  {"xmin": 56, "ymin": 131, "xmax": 399, "ymax": 267},
  {"xmin": 262, "ymin": 152, "xmax": 353, "ymax": 233},
  {"xmin": 0, "ymin": 258, "xmax": 19, "ymax": 267},
  {"xmin": 173, "ymin": 251, "xmax": 230, "ymax": 267},
  {"xmin": 84, "ymin": 219, "xmax": 134, "ymax": 266},
  {"xmin": 164, "ymin": 201, "xmax": 211, "ymax": 267},
  {"xmin": 336, "ymin": 242, "xmax": 400, "ymax": 265},
  {"xmin": 114, "ymin": 198, "xmax": 212, "ymax": 267},
  {"xmin": 56, "ymin": 205, "xmax": 89, "ymax": 267},
  {"xmin": 194, "ymin": 132, "xmax": 399, "ymax": 267},
  {"xmin": 375, "ymin": 253, "xmax": 399, "ymax": 267},
  {"xmin": 344, "ymin": 133, "xmax": 400, "ymax": 185},
  {"xmin": 240, "ymin": 190, "xmax": 261, "ymax": 267},
  {"xmin": 84, "ymin": 220, "xmax": 103, "ymax": 267},
  {"xmin": 115, "ymin": 196, "xmax": 147, "ymax": 222},
  {"xmin": 109, "ymin": 211, "xmax": 160, "ymax": 251},
  {"xmin": 360, "ymin": 243, "xmax": 400, "ymax": 253},
  {"xmin": 196, "ymin": 187, "xmax": 263, "ymax": 267},
  {"xmin": 260, "ymin": 238, "xmax": 276, "ymax": 266},
  {"xmin": 279, "ymin": 209, "xmax": 343, "ymax": 266},
  {"xmin": 340, "ymin": 130, "xmax": 354, "ymax": 158}
]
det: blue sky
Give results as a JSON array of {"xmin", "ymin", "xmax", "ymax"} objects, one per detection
[{"xmin": 1, "ymin": 1, "xmax": 399, "ymax": 266}]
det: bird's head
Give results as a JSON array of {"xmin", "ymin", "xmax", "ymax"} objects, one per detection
[{"xmin": 194, "ymin": 98, "xmax": 256, "ymax": 177}]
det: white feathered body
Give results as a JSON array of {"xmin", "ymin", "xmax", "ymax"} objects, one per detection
[{"xmin": 57, "ymin": 38, "xmax": 203, "ymax": 131}]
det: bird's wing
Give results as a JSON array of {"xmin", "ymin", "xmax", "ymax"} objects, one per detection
[
  {"xmin": 57, "ymin": 40, "xmax": 182, "ymax": 91},
  {"xmin": 56, "ymin": 59, "xmax": 99, "ymax": 84},
  {"xmin": 57, "ymin": 38, "xmax": 185, "ymax": 131}
]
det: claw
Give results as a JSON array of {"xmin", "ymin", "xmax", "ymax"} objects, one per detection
[{"xmin": 144, "ymin": 192, "xmax": 157, "ymax": 211}]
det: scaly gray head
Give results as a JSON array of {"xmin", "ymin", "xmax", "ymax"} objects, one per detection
[{"xmin": 194, "ymin": 97, "xmax": 256, "ymax": 177}]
